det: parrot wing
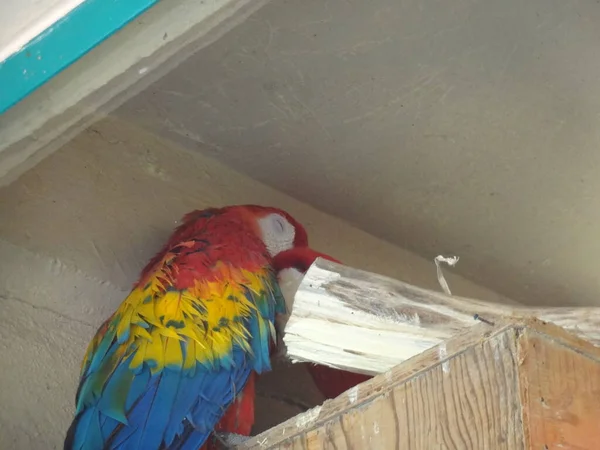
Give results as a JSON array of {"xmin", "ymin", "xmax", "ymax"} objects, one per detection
[
  {"xmin": 211, "ymin": 372, "xmax": 256, "ymax": 436},
  {"xmin": 200, "ymin": 372, "xmax": 256, "ymax": 450},
  {"xmin": 66, "ymin": 224, "xmax": 285, "ymax": 450}
]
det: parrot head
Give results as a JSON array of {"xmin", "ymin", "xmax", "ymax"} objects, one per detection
[
  {"xmin": 140, "ymin": 204, "xmax": 309, "ymax": 283},
  {"xmin": 179, "ymin": 204, "xmax": 309, "ymax": 255}
]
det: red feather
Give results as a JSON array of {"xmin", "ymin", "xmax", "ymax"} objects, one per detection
[
  {"xmin": 212, "ymin": 373, "xmax": 256, "ymax": 437},
  {"xmin": 305, "ymin": 365, "xmax": 370, "ymax": 400}
]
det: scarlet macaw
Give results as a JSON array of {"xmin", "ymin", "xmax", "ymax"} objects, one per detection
[
  {"xmin": 272, "ymin": 247, "xmax": 371, "ymax": 400},
  {"xmin": 64, "ymin": 205, "xmax": 309, "ymax": 450}
]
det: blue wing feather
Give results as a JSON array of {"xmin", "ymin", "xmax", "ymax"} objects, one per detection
[
  {"xmin": 138, "ymin": 369, "xmax": 182, "ymax": 449},
  {"xmin": 65, "ymin": 273, "xmax": 281, "ymax": 450}
]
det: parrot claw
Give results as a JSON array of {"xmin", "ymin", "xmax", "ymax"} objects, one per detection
[{"xmin": 214, "ymin": 432, "xmax": 252, "ymax": 448}]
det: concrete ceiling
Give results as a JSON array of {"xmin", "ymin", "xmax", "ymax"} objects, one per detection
[{"xmin": 116, "ymin": 0, "xmax": 600, "ymax": 307}]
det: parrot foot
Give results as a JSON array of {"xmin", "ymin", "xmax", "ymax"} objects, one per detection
[{"xmin": 214, "ymin": 432, "xmax": 252, "ymax": 448}]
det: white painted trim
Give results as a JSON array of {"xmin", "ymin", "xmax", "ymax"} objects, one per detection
[
  {"xmin": 0, "ymin": 0, "xmax": 271, "ymax": 187},
  {"xmin": 0, "ymin": 0, "xmax": 85, "ymax": 62}
]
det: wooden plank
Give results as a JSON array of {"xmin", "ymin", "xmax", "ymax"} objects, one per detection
[
  {"xmin": 284, "ymin": 258, "xmax": 600, "ymax": 375},
  {"xmin": 0, "ymin": 0, "xmax": 271, "ymax": 187},
  {"xmin": 238, "ymin": 320, "xmax": 526, "ymax": 449},
  {"xmin": 518, "ymin": 328, "xmax": 600, "ymax": 450},
  {"xmin": 324, "ymin": 334, "xmax": 521, "ymax": 449},
  {"xmin": 243, "ymin": 318, "xmax": 600, "ymax": 449}
]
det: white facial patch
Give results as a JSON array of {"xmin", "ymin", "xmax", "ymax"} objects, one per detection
[
  {"xmin": 275, "ymin": 267, "xmax": 304, "ymax": 351},
  {"xmin": 277, "ymin": 267, "xmax": 304, "ymax": 317},
  {"xmin": 257, "ymin": 213, "xmax": 296, "ymax": 257}
]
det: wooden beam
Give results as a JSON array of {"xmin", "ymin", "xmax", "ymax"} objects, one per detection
[
  {"xmin": 0, "ymin": 0, "xmax": 270, "ymax": 187},
  {"xmin": 239, "ymin": 318, "xmax": 600, "ymax": 449},
  {"xmin": 283, "ymin": 258, "xmax": 600, "ymax": 375}
]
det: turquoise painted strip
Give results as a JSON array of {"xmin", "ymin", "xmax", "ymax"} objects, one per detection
[{"xmin": 0, "ymin": 0, "xmax": 160, "ymax": 114}]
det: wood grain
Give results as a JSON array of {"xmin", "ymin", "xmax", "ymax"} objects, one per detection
[
  {"xmin": 239, "ymin": 320, "xmax": 525, "ymax": 449},
  {"xmin": 518, "ymin": 329, "xmax": 600, "ymax": 450},
  {"xmin": 284, "ymin": 258, "xmax": 600, "ymax": 375},
  {"xmin": 241, "ymin": 319, "xmax": 600, "ymax": 449}
]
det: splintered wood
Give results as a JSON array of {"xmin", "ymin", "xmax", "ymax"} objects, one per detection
[
  {"xmin": 283, "ymin": 258, "xmax": 600, "ymax": 375},
  {"xmin": 239, "ymin": 319, "xmax": 600, "ymax": 449}
]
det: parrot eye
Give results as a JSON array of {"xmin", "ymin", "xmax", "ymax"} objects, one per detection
[
  {"xmin": 258, "ymin": 213, "xmax": 296, "ymax": 257},
  {"xmin": 272, "ymin": 215, "xmax": 286, "ymax": 234}
]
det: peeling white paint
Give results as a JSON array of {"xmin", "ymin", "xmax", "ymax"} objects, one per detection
[
  {"xmin": 295, "ymin": 405, "xmax": 321, "ymax": 429},
  {"xmin": 347, "ymin": 385, "xmax": 359, "ymax": 404},
  {"xmin": 434, "ymin": 254, "xmax": 459, "ymax": 296},
  {"xmin": 385, "ymin": 369, "xmax": 393, "ymax": 383},
  {"xmin": 373, "ymin": 422, "xmax": 380, "ymax": 434},
  {"xmin": 439, "ymin": 343, "xmax": 450, "ymax": 374}
]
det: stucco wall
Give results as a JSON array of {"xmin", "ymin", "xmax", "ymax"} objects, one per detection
[
  {"xmin": 0, "ymin": 116, "xmax": 514, "ymax": 448},
  {"xmin": 116, "ymin": 0, "xmax": 600, "ymax": 308}
]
